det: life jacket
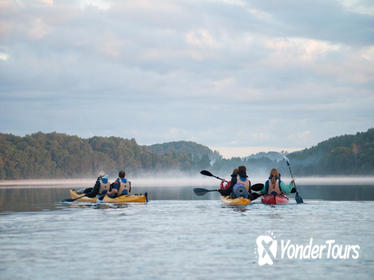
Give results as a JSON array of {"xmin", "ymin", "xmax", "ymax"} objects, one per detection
[
  {"xmin": 237, "ymin": 176, "xmax": 250, "ymax": 192},
  {"xmin": 232, "ymin": 183, "xmax": 249, "ymax": 198},
  {"xmin": 117, "ymin": 177, "xmax": 131, "ymax": 195},
  {"xmin": 220, "ymin": 181, "xmax": 231, "ymax": 190},
  {"xmin": 265, "ymin": 179, "xmax": 282, "ymax": 194},
  {"xmin": 98, "ymin": 177, "xmax": 110, "ymax": 193}
]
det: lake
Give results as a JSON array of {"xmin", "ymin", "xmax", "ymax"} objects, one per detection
[{"xmin": 0, "ymin": 179, "xmax": 374, "ymax": 279}]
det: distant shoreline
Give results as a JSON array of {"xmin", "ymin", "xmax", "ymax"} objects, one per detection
[{"xmin": 1, "ymin": 176, "xmax": 374, "ymax": 189}]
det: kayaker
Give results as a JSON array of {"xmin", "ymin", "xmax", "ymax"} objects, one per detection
[
  {"xmin": 260, "ymin": 168, "xmax": 295, "ymax": 195},
  {"xmin": 107, "ymin": 170, "xmax": 131, "ymax": 198},
  {"xmin": 76, "ymin": 172, "xmax": 110, "ymax": 198},
  {"xmin": 218, "ymin": 166, "xmax": 253, "ymax": 199}
]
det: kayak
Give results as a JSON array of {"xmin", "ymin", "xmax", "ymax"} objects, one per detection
[
  {"xmin": 69, "ymin": 189, "xmax": 148, "ymax": 203},
  {"xmin": 103, "ymin": 193, "xmax": 147, "ymax": 203},
  {"xmin": 69, "ymin": 189, "xmax": 97, "ymax": 202},
  {"xmin": 261, "ymin": 193, "xmax": 289, "ymax": 205},
  {"xmin": 221, "ymin": 196, "xmax": 251, "ymax": 206}
]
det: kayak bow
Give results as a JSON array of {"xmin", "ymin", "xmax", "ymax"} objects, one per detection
[
  {"xmin": 261, "ymin": 193, "xmax": 289, "ymax": 205},
  {"xmin": 221, "ymin": 196, "xmax": 251, "ymax": 206}
]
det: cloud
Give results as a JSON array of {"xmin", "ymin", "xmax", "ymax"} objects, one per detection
[
  {"xmin": 289, "ymin": 130, "xmax": 311, "ymax": 141},
  {"xmin": 81, "ymin": 0, "xmax": 111, "ymax": 11},
  {"xmin": 248, "ymin": 0, "xmax": 374, "ymax": 46},
  {"xmin": 361, "ymin": 46, "xmax": 374, "ymax": 61},
  {"xmin": 0, "ymin": 0, "xmax": 373, "ymax": 150},
  {"xmin": 210, "ymin": 0, "xmax": 246, "ymax": 7},
  {"xmin": 42, "ymin": 0, "xmax": 53, "ymax": 6},
  {"xmin": 28, "ymin": 18, "xmax": 50, "ymax": 39},
  {"xmin": 338, "ymin": 0, "xmax": 374, "ymax": 15},
  {"xmin": 185, "ymin": 29, "xmax": 217, "ymax": 48},
  {"xmin": 247, "ymin": 8, "xmax": 273, "ymax": 21},
  {"xmin": 264, "ymin": 37, "xmax": 341, "ymax": 64},
  {"xmin": 0, "ymin": 52, "xmax": 8, "ymax": 61}
]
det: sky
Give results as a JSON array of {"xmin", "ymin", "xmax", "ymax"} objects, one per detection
[{"xmin": 0, "ymin": 0, "xmax": 373, "ymax": 158}]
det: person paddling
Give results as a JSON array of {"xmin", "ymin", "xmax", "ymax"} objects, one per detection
[
  {"xmin": 107, "ymin": 170, "xmax": 131, "ymax": 198},
  {"xmin": 218, "ymin": 166, "xmax": 253, "ymax": 199},
  {"xmin": 260, "ymin": 168, "xmax": 295, "ymax": 195},
  {"xmin": 76, "ymin": 172, "xmax": 110, "ymax": 198}
]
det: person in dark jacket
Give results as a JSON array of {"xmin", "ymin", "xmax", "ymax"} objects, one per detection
[
  {"xmin": 218, "ymin": 166, "xmax": 253, "ymax": 199},
  {"xmin": 76, "ymin": 172, "xmax": 110, "ymax": 198}
]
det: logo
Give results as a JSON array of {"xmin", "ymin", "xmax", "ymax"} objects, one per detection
[
  {"xmin": 256, "ymin": 233, "xmax": 277, "ymax": 266},
  {"xmin": 256, "ymin": 232, "xmax": 360, "ymax": 266}
]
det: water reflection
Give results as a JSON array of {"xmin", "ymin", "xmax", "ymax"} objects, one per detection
[
  {"xmin": 63, "ymin": 202, "xmax": 131, "ymax": 210},
  {"xmin": 1, "ymin": 184, "xmax": 374, "ymax": 213},
  {"xmin": 222, "ymin": 205, "xmax": 250, "ymax": 213},
  {"xmin": 0, "ymin": 188, "xmax": 68, "ymax": 213},
  {"xmin": 298, "ymin": 184, "xmax": 374, "ymax": 201}
]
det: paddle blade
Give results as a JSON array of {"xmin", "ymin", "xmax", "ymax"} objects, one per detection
[
  {"xmin": 295, "ymin": 191, "xmax": 304, "ymax": 204},
  {"xmin": 61, "ymin": 194, "xmax": 87, "ymax": 202},
  {"xmin": 61, "ymin": 198, "xmax": 77, "ymax": 202},
  {"xmin": 200, "ymin": 170, "xmax": 213, "ymax": 177},
  {"xmin": 193, "ymin": 188, "xmax": 210, "ymax": 196},
  {"xmin": 250, "ymin": 193, "xmax": 262, "ymax": 201},
  {"xmin": 251, "ymin": 183, "xmax": 264, "ymax": 191}
]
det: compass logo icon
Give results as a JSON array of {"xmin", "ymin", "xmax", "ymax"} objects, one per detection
[{"xmin": 256, "ymin": 234, "xmax": 278, "ymax": 266}]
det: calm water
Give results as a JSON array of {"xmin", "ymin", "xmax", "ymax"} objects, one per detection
[{"xmin": 0, "ymin": 184, "xmax": 374, "ymax": 279}]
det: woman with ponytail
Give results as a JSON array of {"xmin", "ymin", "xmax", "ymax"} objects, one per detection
[{"xmin": 260, "ymin": 168, "xmax": 295, "ymax": 195}]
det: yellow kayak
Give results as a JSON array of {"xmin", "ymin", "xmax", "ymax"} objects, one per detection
[
  {"xmin": 103, "ymin": 193, "xmax": 147, "ymax": 203},
  {"xmin": 70, "ymin": 189, "xmax": 97, "ymax": 202},
  {"xmin": 221, "ymin": 196, "xmax": 251, "ymax": 206},
  {"xmin": 69, "ymin": 189, "xmax": 148, "ymax": 203}
]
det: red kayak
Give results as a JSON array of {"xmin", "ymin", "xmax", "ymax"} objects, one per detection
[{"xmin": 261, "ymin": 193, "xmax": 289, "ymax": 205}]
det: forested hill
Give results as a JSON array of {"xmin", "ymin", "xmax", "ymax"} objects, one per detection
[
  {"xmin": 0, "ymin": 132, "xmax": 214, "ymax": 179},
  {"xmin": 288, "ymin": 128, "xmax": 374, "ymax": 175},
  {"xmin": 209, "ymin": 128, "xmax": 374, "ymax": 177},
  {"xmin": 149, "ymin": 141, "xmax": 222, "ymax": 162},
  {"xmin": 0, "ymin": 129, "xmax": 373, "ymax": 179}
]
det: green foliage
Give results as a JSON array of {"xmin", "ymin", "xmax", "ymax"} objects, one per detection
[
  {"xmin": 0, "ymin": 129, "xmax": 373, "ymax": 179},
  {"xmin": 288, "ymin": 128, "xmax": 374, "ymax": 175},
  {"xmin": 0, "ymin": 132, "xmax": 183, "ymax": 179},
  {"xmin": 149, "ymin": 141, "xmax": 215, "ymax": 161}
]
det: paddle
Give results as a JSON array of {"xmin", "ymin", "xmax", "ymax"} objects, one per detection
[
  {"xmin": 61, "ymin": 194, "xmax": 87, "ymax": 202},
  {"xmin": 283, "ymin": 156, "xmax": 304, "ymax": 204},
  {"xmin": 200, "ymin": 169, "xmax": 264, "ymax": 188},
  {"xmin": 200, "ymin": 170, "xmax": 224, "ymax": 181},
  {"xmin": 193, "ymin": 187, "xmax": 264, "ymax": 201},
  {"xmin": 62, "ymin": 192, "xmax": 108, "ymax": 202},
  {"xmin": 193, "ymin": 188, "xmax": 218, "ymax": 196},
  {"xmin": 193, "ymin": 183, "xmax": 264, "ymax": 195},
  {"xmin": 198, "ymin": 169, "xmax": 265, "ymax": 200},
  {"xmin": 61, "ymin": 188, "xmax": 108, "ymax": 202},
  {"xmin": 250, "ymin": 192, "xmax": 262, "ymax": 201},
  {"xmin": 251, "ymin": 183, "xmax": 265, "ymax": 192}
]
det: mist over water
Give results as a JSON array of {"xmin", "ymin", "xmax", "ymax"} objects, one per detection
[
  {"xmin": 1, "ymin": 177, "xmax": 374, "ymax": 213},
  {"xmin": 1, "ymin": 176, "xmax": 374, "ymax": 189}
]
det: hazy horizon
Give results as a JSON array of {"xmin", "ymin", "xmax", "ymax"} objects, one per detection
[{"xmin": 2, "ymin": 175, "xmax": 374, "ymax": 189}]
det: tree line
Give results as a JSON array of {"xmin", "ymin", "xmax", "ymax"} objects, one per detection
[
  {"xmin": 0, "ymin": 132, "xmax": 212, "ymax": 179},
  {"xmin": 0, "ymin": 128, "xmax": 373, "ymax": 179}
]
